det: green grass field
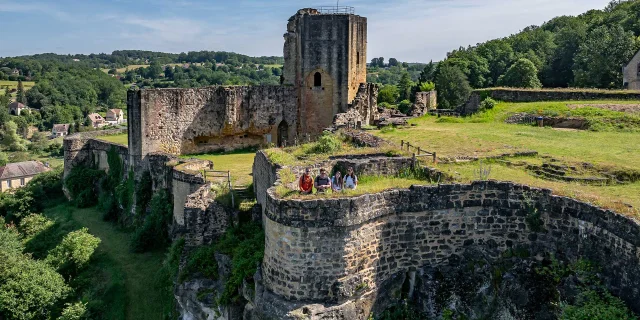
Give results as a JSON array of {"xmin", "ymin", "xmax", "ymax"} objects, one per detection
[
  {"xmin": 375, "ymin": 100, "xmax": 640, "ymax": 217},
  {"xmin": 98, "ymin": 133, "xmax": 129, "ymax": 146},
  {"xmin": 0, "ymin": 80, "xmax": 36, "ymax": 97},
  {"xmin": 183, "ymin": 151, "xmax": 256, "ymax": 187},
  {"xmin": 44, "ymin": 203, "xmax": 167, "ymax": 320}
]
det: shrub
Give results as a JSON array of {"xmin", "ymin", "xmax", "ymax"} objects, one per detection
[
  {"xmin": 18, "ymin": 213, "xmax": 54, "ymax": 241},
  {"xmin": 46, "ymin": 228, "xmax": 101, "ymax": 273},
  {"xmin": 311, "ymin": 133, "xmax": 342, "ymax": 154},
  {"xmin": 180, "ymin": 245, "xmax": 219, "ymax": 282},
  {"xmin": 25, "ymin": 168, "xmax": 64, "ymax": 210},
  {"xmin": 378, "ymin": 102, "xmax": 393, "ymax": 109},
  {"xmin": 58, "ymin": 302, "xmax": 87, "ymax": 320},
  {"xmin": 0, "ymin": 188, "xmax": 35, "ymax": 223},
  {"xmin": 498, "ymin": 58, "xmax": 542, "ymax": 89},
  {"xmin": 479, "ymin": 97, "xmax": 496, "ymax": 111},
  {"xmin": 65, "ymin": 167, "xmax": 105, "ymax": 208},
  {"xmin": 560, "ymin": 290, "xmax": 636, "ymax": 320},
  {"xmin": 435, "ymin": 64, "xmax": 472, "ymax": 109},
  {"xmin": 419, "ymin": 81, "xmax": 435, "ymax": 92},
  {"xmin": 398, "ymin": 100, "xmax": 412, "ymax": 115},
  {"xmin": 131, "ymin": 190, "xmax": 173, "ymax": 252}
]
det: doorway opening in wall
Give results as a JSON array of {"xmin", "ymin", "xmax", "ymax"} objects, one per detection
[
  {"xmin": 278, "ymin": 121, "xmax": 289, "ymax": 147},
  {"xmin": 314, "ymin": 72, "xmax": 322, "ymax": 87}
]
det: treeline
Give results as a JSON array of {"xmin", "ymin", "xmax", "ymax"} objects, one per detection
[
  {"xmin": 122, "ymin": 61, "xmax": 282, "ymax": 88},
  {"xmin": 0, "ymin": 50, "xmax": 284, "ymax": 78}
]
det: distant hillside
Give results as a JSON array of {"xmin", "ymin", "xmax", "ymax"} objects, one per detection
[{"xmin": 438, "ymin": 0, "xmax": 640, "ymax": 89}]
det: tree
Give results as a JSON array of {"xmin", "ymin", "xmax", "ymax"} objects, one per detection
[
  {"xmin": 370, "ymin": 58, "xmax": 379, "ymax": 67},
  {"xmin": 146, "ymin": 62, "xmax": 163, "ymax": 80},
  {"xmin": 419, "ymin": 61, "xmax": 437, "ymax": 83},
  {"xmin": 476, "ymin": 40, "xmax": 515, "ymax": 86},
  {"xmin": 573, "ymin": 25, "xmax": 639, "ymax": 88},
  {"xmin": 377, "ymin": 85, "xmax": 399, "ymax": 104},
  {"xmin": 542, "ymin": 20, "xmax": 588, "ymax": 87},
  {"xmin": 46, "ymin": 228, "xmax": 101, "ymax": 273},
  {"xmin": 398, "ymin": 72, "xmax": 413, "ymax": 101},
  {"xmin": 434, "ymin": 64, "xmax": 472, "ymax": 109},
  {"xmin": 29, "ymin": 132, "xmax": 49, "ymax": 153},
  {"xmin": 1, "ymin": 121, "xmax": 28, "ymax": 151},
  {"xmin": 388, "ymin": 58, "xmax": 399, "ymax": 67},
  {"xmin": 16, "ymin": 80, "xmax": 26, "ymax": 104},
  {"xmin": 498, "ymin": 58, "xmax": 542, "ymax": 88},
  {"xmin": 377, "ymin": 57, "xmax": 385, "ymax": 68}
]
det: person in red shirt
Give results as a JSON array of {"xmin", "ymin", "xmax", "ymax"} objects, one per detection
[{"xmin": 299, "ymin": 168, "xmax": 314, "ymax": 194}]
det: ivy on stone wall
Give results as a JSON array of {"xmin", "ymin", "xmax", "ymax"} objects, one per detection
[
  {"xmin": 131, "ymin": 189, "xmax": 173, "ymax": 253},
  {"xmin": 65, "ymin": 166, "xmax": 105, "ymax": 208}
]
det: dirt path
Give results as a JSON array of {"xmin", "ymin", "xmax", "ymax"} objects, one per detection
[{"xmin": 71, "ymin": 207, "xmax": 166, "ymax": 320}]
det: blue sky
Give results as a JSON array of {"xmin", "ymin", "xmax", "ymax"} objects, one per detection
[{"xmin": 0, "ymin": 0, "xmax": 611, "ymax": 62}]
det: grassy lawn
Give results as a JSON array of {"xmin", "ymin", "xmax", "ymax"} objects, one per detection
[
  {"xmin": 98, "ymin": 133, "xmax": 129, "ymax": 145},
  {"xmin": 374, "ymin": 100, "xmax": 640, "ymax": 217},
  {"xmin": 182, "ymin": 151, "xmax": 256, "ymax": 187},
  {"xmin": 44, "ymin": 203, "xmax": 167, "ymax": 320}
]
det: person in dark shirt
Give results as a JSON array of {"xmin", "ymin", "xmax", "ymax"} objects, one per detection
[{"xmin": 314, "ymin": 168, "xmax": 332, "ymax": 193}]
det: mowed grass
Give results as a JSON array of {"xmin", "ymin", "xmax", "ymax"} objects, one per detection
[
  {"xmin": 98, "ymin": 133, "xmax": 129, "ymax": 145},
  {"xmin": 183, "ymin": 151, "xmax": 256, "ymax": 187},
  {"xmin": 0, "ymin": 80, "xmax": 36, "ymax": 96},
  {"xmin": 44, "ymin": 203, "xmax": 167, "ymax": 320},
  {"xmin": 375, "ymin": 100, "xmax": 640, "ymax": 217}
]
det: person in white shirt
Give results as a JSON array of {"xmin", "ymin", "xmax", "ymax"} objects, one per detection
[
  {"xmin": 344, "ymin": 167, "xmax": 358, "ymax": 190},
  {"xmin": 332, "ymin": 171, "xmax": 344, "ymax": 192}
]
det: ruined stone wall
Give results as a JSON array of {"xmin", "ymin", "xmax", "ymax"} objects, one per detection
[
  {"xmin": 412, "ymin": 91, "xmax": 437, "ymax": 116},
  {"xmin": 461, "ymin": 89, "xmax": 640, "ymax": 114},
  {"xmin": 127, "ymin": 86, "xmax": 298, "ymax": 157},
  {"xmin": 63, "ymin": 130, "xmax": 129, "ymax": 181},
  {"xmin": 260, "ymin": 181, "xmax": 640, "ymax": 316},
  {"xmin": 171, "ymin": 160, "xmax": 231, "ymax": 246},
  {"xmin": 623, "ymin": 51, "xmax": 640, "ymax": 90}
]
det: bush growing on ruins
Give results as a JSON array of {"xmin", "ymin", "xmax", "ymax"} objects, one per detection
[
  {"xmin": 311, "ymin": 133, "xmax": 342, "ymax": 154},
  {"xmin": 418, "ymin": 81, "xmax": 435, "ymax": 92},
  {"xmin": 65, "ymin": 166, "xmax": 105, "ymax": 208},
  {"xmin": 560, "ymin": 290, "xmax": 636, "ymax": 320},
  {"xmin": 479, "ymin": 97, "xmax": 496, "ymax": 111},
  {"xmin": 378, "ymin": 85, "xmax": 400, "ymax": 104},
  {"xmin": 398, "ymin": 100, "xmax": 412, "ymax": 115},
  {"xmin": 180, "ymin": 244, "xmax": 219, "ymax": 283},
  {"xmin": 131, "ymin": 190, "xmax": 172, "ymax": 253}
]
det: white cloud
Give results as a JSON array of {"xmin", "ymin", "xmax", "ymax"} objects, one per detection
[{"xmin": 0, "ymin": 1, "xmax": 71, "ymax": 20}]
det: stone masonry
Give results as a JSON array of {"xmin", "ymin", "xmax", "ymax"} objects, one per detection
[
  {"xmin": 128, "ymin": 7, "xmax": 377, "ymax": 160},
  {"xmin": 252, "ymin": 151, "xmax": 640, "ymax": 319}
]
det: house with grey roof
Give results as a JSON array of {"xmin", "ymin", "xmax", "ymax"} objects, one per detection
[{"xmin": 0, "ymin": 161, "xmax": 51, "ymax": 192}]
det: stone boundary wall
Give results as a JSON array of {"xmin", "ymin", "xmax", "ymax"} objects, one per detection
[
  {"xmin": 63, "ymin": 130, "xmax": 129, "ymax": 181},
  {"xmin": 460, "ymin": 88, "xmax": 640, "ymax": 115},
  {"xmin": 253, "ymin": 154, "xmax": 640, "ymax": 318}
]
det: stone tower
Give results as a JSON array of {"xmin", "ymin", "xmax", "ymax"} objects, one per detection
[{"xmin": 283, "ymin": 7, "xmax": 367, "ymax": 136}]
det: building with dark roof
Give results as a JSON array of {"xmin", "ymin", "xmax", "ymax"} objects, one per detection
[
  {"xmin": 0, "ymin": 161, "xmax": 50, "ymax": 192},
  {"xmin": 8, "ymin": 101, "xmax": 27, "ymax": 115}
]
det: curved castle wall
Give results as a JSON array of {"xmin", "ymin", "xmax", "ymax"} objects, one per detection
[{"xmin": 256, "ymin": 156, "xmax": 640, "ymax": 316}]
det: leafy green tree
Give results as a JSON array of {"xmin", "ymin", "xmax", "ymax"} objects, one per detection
[
  {"xmin": 398, "ymin": 72, "xmax": 413, "ymax": 101},
  {"xmin": 476, "ymin": 39, "xmax": 516, "ymax": 86},
  {"xmin": 377, "ymin": 57, "xmax": 385, "ymax": 68},
  {"xmin": 498, "ymin": 58, "xmax": 542, "ymax": 88},
  {"xmin": 388, "ymin": 58, "xmax": 399, "ymax": 67},
  {"xmin": 58, "ymin": 302, "xmax": 87, "ymax": 320},
  {"xmin": 573, "ymin": 25, "xmax": 639, "ymax": 88},
  {"xmin": 2, "ymin": 121, "xmax": 28, "ymax": 151},
  {"xmin": 398, "ymin": 100, "xmax": 412, "ymax": 115},
  {"xmin": 146, "ymin": 62, "xmax": 163, "ymax": 80},
  {"xmin": 378, "ymin": 85, "xmax": 399, "ymax": 104},
  {"xmin": 16, "ymin": 80, "xmax": 26, "ymax": 104},
  {"xmin": 434, "ymin": 64, "xmax": 472, "ymax": 109},
  {"xmin": 0, "ymin": 227, "xmax": 71, "ymax": 320},
  {"xmin": 419, "ymin": 61, "xmax": 436, "ymax": 83},
  {"xmin": 0, "ymin": 152, "xmax": 8, "ymax": 167},
  {"xmin": 29, "ymin": 131, "xmax": 49, "ymax": 153},
  {"xmin": 542, "ymin": 20, "xmax": 588, "ymax": 87},
  {"xmin": 46, "ymin": 228, "xmax": 101, "ymax": 272},
  {"xmin": 419, "ymin": 82, "xmax": 435, "ymax": 92}
]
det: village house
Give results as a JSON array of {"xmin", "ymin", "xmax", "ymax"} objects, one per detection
[
  {"xmin": 8, "ymin": 101, "xmax": 28, "ymax": 115},
  {"xmin": 0, "ymin": 161, "xmax": 50, "ymax": 192},
  {"xmin": 11, "ymin": 68, "xmax": 19, "ymax": 76},
  {"xmin": 87, "ymin": 113, "xmax": 106, "ymax": 128},
  {"xmin": 106, "ymin": 109, "xmax": 125, "ymax": 124},
  {"xmin": 52, "ymin": 124, "xmax": 70, "ymax": 137},
  {"xmin": 623, "ymin": 49, "xmax": 640, "ymax": 90}
]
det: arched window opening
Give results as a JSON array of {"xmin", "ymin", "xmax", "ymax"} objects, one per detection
[
  {"xmin": 314, "ymin": 72, "xmax": 322, "ymax": 87},
  {"xmin": 637, "ymin": 63, "xmax": 640, "ymax": 75}
]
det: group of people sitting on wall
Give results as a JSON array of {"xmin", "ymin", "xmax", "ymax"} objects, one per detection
[{"xmin": 298, "ymin": 167, "xmax": 358, "ymax": 194}]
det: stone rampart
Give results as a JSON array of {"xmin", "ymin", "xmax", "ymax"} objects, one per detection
[
  {"xmin": 461, "ymin": 88, "xmax": 640, "ymax": 114},
  {"xmin": 253, "ymin": 154, "xmax": 640, "ymax": 319},
  {"xmin": 63, "ymin": 130, "xmax": 129, "ymax": 181},
  {"xmin": 128, "ymin": 86, "xmax": 298, "ymax": 157}
]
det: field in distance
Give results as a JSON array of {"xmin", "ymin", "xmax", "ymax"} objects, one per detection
[{"xmin": 0, "ymin": 80, "xmax": 36, "ymax": 97}]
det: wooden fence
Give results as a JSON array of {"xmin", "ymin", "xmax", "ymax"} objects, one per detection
[
  {"xmin": 203, "ymin": 170, "xmax": 234, "ymax": 208},
  {"xmin": 400, "ymin": 140, "xmax": 437, "ymax": 165}
]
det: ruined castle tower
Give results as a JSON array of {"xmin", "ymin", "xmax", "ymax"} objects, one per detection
[{"xmin": 283, "ymin": 7, "xmax": 367, "ymax": 136}]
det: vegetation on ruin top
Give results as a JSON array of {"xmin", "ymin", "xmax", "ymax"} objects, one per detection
[
  {"xmin": 97, "ymin": 133, "xmax": 129, "ymax": 146},
  {"xmin": 374, "ymin": 100, "xmax": 640, "ymax": 217}
]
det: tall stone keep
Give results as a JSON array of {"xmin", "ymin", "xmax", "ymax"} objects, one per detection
[{"xmin": 283, "ymin": 7, "xmax": 367, "ymax": 136}]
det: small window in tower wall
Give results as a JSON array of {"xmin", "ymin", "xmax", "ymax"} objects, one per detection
[
  {"xmin": 314, "ymin": 72, "xmax": 322, "ymax": 87},
  {"xmin": 637, "ymin": 63, "xmax": 640, "ymax": 75},
  {"xmin": 357, "ymin": 52, "xmax": 360, "ymax": 65}
]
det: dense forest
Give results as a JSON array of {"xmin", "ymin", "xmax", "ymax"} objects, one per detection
[{"xmin": 428, "ymin": 0, "xmax": 640, "ymax": 107}]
